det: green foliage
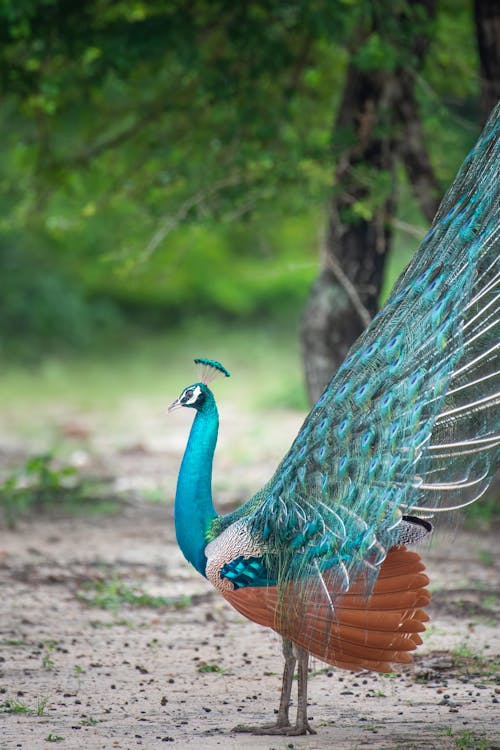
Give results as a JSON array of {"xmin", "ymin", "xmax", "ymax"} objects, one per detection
[
  {"xmin": 448, "ymin": 647, "xmax": 500, "ymax": 679},
  {"xmin": 1, "ymin": 696, "xmax": 49, "ymax": 716},
  {"xmin": 0, "ymin": 639, "xmax": 27, "ymax": 646},
  {"xmin": 0, "ymin": 452, "xmax": 117, "ymax": 528},
  {"xmin": 355, "ymin": 33, "xmax": 400, "ymax": 73},
  {"xmin": 0, "ymin": 0, "xmax": 483, "ymax": 354},
  {"xmin": 0, "ymin": 321, "xmax": 305, "ymax": 436},
  {"xmin": 0, "ymin": 453, "xmax": 75, "ymax": 527},
  {"xmin": 337, "ymin": 166, "xmax": 394, "ymax": 223},
  {"xmin": 97, "ymin": 212, "xmax": 319, "ymax": 321},
  {"xmin": 478, "ymin": 550, "xmax": 494, "ymax": 568},
  {"xmin": 197, "ymin": 662, "xmax": 224, "ymax": 673},
  {"xmin": 465, "ymin": 486, "xmax": 500, "ymax": 526},
  {"xmin": 42, "ymin": 641, "xmax": 56, "ymax": 671},
  {"xmin": 450, "ymin": 730, "xmax": 493, "ymax": 750},
  {"xmin": 451, "ymin": 641, "xmax": 475, "ymax": 660},
  {"xmin": 0, "ymin": 231, "xmax": 121, "ymax": 358},
  {"xmin": 78, "ymin": 577, "xmax": 191, "ymax": 611},
  {"xmin": 1, "ymin": 699, "xmax": 29, "ymax": 715},
  {"xmin": 80, "ymin": 716, "xmax": 99, "ymax": 726},
  {"xmin": 258, "ymin": 374, "xmax": 308, "ymax": 411}
]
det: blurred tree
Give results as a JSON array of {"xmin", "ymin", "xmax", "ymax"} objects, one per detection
[
  {"xmin": 0, "ymin": 0, "xmax": 486, "ymax": 361},
  {"xmin": 0, "ymin": 1, "xmax": 351, "ymax": 326},
  {"xmin": 301, "ymin": 0, "xmax": 442, "ymax": 402},
  {"xmin": 474, "ymin": 0, "xmax": 500, "ymax": 123},
  {"xmin": 301, "ymin": 0, "xmax": 499, "ymax": 402}
]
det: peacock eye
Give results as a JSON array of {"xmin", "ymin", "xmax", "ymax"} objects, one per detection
[{"xmin": 184, "ymin": 389, "xmax": 194, "ymax": 399}]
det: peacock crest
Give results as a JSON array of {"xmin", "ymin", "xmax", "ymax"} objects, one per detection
[{"xmin": 194, "ymin": 357, "xmax": 231, "ymax": 383}]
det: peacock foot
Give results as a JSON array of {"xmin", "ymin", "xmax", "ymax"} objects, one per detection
[{"xmin": 233, "ymin": 721, "xmax": 316, "ymax": 735}]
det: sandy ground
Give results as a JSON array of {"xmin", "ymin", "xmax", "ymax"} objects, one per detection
[{"xmin": 0, "ymin": 407, "xmax": 499, "ymax": 750}]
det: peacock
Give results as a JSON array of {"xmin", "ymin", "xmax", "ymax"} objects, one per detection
[{"xmin": 169, "ymin": 102, "xmax": 499, "ymax": 735}]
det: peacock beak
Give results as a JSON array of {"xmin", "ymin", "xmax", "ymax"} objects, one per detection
[{"xmin": 168, "ymin": 397, "xmax": 183, "ymax": 413}]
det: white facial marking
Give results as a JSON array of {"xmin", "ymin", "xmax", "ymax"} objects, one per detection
[{"xmin": 183, "ymin": 385, "xmax": 201, "ymax": 405}]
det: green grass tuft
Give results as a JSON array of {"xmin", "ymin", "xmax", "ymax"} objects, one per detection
[
  {"xmin": 1, "ymin": 696, "xmax": 49, "ymax": 717},
  {"xmin": 448, "ymin": 729, "xmax": 494, "ymax": 750},
  {"xmin": 80, "ymin": 716, "xmax": 99, "ymax": 726},
  {"xmin": 1, "ymin": 699, "xmax": 30, "ymax": 715},
  {"xmin": 0, "ymin": 452, "xmax": 118, "ymax": 528},
  {"xmin": 78, "ymin": 577, "xmax": 191, "ymax": 611},
  {"xmin": 197, "ymin": 663, "xmax": 224, "ymax": 673}
]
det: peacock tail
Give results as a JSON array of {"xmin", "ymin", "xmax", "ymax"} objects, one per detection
[
  {"xmin": 222, "ymin": 546, "xmax": 431, "ymax": 672},
  {"xmin": 204, "ymin": 102, "xmax": 499, "ymax": 660},
  {"xmin": 171, "ymin": 104, "xmax": 499, "ymax": 673}
]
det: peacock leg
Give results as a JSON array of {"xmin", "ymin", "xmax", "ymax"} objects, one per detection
[
  {"xmin": 294, "ymin": 645, "xmax": 316, "ymax": 735},
  {"xmin": 233, "ymin": 638, "xmax": 315, "ymax": 735},
  {"xmin": 276, "ymin": 637, "xmax": 296, "ymax": 726}
]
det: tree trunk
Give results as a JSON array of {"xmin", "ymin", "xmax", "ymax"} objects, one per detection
[
  {"xmin": 301, "ymin": 2, "xmax": 439, "ymax": 405},
  {"xmin": 395, "ymin": 81, "xmax": 441, "ymax": 224},
  {"xmin": 301, "ymin": 66, "xmax": 397, "ymax": 404},
  {"xmin": 474, "ymin": 0, "xmax": 500, "ymax": 124}
]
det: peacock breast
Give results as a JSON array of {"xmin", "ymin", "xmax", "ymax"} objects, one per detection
[{"xmin": 205, "ymin": 520, "xmax": 266, "ymax": 592}]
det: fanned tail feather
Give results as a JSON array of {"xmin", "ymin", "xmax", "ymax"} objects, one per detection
[
  {"xmin": 216, "ymin": 102, "xmax": 500, "ymax": 600},
  {"xmin": 208, "ymin": 104, "xmax": 498, "ymax": 682},
  {"xmin": 225, "ymin": 547, "xmax": 430, "ymax": 673}
]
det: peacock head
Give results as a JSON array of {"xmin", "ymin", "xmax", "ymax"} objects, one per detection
[
  {"xmin": 168, "ymin": 382, "xmax": 209, "ymax": 412},
  {"xmin": 168, "ymin": 358, "xmax": 230, "ymax": 413}
]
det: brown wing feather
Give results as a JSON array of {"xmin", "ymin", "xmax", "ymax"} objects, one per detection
[{"xmin": 223, "ymin": 546, "xmax": 430, "ymax": 673}]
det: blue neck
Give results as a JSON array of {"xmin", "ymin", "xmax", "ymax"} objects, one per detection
[{"xmin": 174, "ymin": 391, "xmax": 218, "ymax": 576}]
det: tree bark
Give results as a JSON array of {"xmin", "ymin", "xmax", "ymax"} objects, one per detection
[
  {"xmin": 474, "ymin": 0, "xmax": 500, "ymax": 124},
  {"xmin": 301, "ymin": 66, "xmax": 397, "ymax": 404},
  {"xmin": 395, "ymin": 81, "xmax": 441, "ymax": 224},
  {"xmin": 301, "ymin": 1, "xmax": 439, "ymax": 404}
]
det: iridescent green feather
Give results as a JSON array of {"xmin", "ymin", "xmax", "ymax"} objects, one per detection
[{"xmin": 210, "ymin": 103, "xmax": 500, "ymax": 607}]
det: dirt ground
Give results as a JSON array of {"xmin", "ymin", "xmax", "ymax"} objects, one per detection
[{"xmin": 1, "ymin": 409, "xmax": 499, "ymax": 750}]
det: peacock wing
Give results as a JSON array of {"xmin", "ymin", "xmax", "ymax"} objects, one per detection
[{"xmin": 240, "ymin": 102, "xmax": 499, "ymax": 601}]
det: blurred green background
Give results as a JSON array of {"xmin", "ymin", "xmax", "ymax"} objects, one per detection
[
  {"xmin": 1, "ymin": 0, "xmax": 482, "ymax": 358},
  {"xmin": 0, "ymin": 0, "xmax": 493, "ymax": 523}
]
